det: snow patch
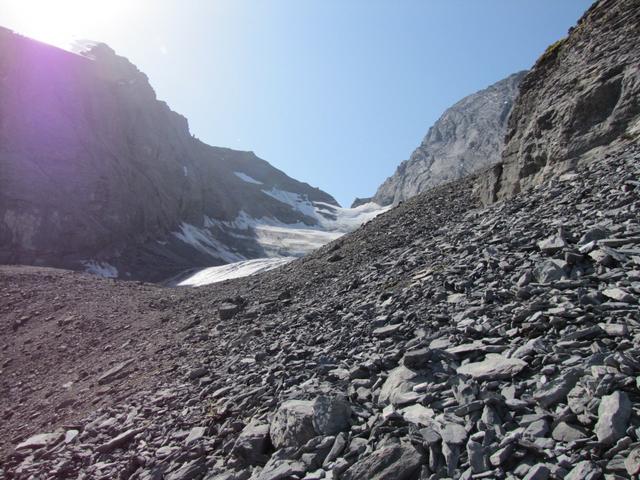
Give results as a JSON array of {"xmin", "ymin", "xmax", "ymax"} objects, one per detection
[
  {"xmin": 314, "ymin": 201, "xmax": 392, "ymax": 233},
  {"xmin": 83, "ymin": 261, "xmax": 118, "ymax": 278},
  {"xmin": 262, "ymin": 186, "xmax": 391, "ymax": 232},
  {"xmin": 171, "ymin": 196, "xmax": 390, "ymax": 286},
  {"xmin": 234, "ymin": 172, "xmax": 263, "ymax": 184},
  {"xmin": 173, "ymin": 222, "xmax": 246, "ymax": 263},
  {"xmin": 176, "ymin": 257, "xmax": 294, "ymax": 287}
]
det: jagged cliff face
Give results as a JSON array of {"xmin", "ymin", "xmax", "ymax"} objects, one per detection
[
  {"xmin": 370, "ymin": 72, "xmax": 526, "ymax": 206},
  {"xmin": 0, "ymin": 30, "xmax": 338, "ymax": 279},
  {"xmin": 491, "ymin": 0, "xmax": 640, "ymax": 200}
]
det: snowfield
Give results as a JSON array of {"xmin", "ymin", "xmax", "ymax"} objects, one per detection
[
  {"xmin": 176, "ymin": 257, "xmax": 295, "ymax": 286},
  {"xmin": 171, "ymin": 190, "xmax": 390, "ymax": 285}
]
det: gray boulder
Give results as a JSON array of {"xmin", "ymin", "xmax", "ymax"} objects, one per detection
[
  {"xmin": 456, "ymin": 354, "xmax": 527, "ymax": 381},
  {"xmin": 341, "ymin": 439, "xmax": 423, "ymax": 480},
  {"xmin": 595, "ymin": 391, "xmax": 631, "ymax": 446},
  {"xmin": 232, "ymin": 421, "xmax": 271, "ymax": 466},
  {"xmin": 269, "ymin": 396, "xmax": 351, "ymax": 449}
]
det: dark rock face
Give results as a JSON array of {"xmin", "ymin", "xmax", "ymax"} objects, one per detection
[
  {"xmin": 371, "ymin": 71, "xmax": 526, "ymax": 206},
  {"xmin": 492, "ymin": 0, "xmax": 640, "ymax": 200},
  {"xmin": 350, "ymin": 197, "xmax": 373, "ymax": 208},
  {"xmin": 0, "ymin": 29, "xmax": 338, "ymax": 280}
]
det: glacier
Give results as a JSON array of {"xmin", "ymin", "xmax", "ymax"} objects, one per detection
[{"xmin": 172, "ymin": 188, "xmax": 390, "ymax": 286}]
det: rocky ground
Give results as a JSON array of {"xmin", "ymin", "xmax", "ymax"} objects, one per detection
[{"xmin": 1, "ymin": 143, "xmax": 639, "ymax": 479}]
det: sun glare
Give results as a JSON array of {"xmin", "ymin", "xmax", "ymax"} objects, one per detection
[{"xmin": 3, "ymin": 0, "xmax": 135, "ymax": 49}]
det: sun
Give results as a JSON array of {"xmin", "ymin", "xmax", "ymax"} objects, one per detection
[{"xmin": 2, "ymin": 0, "xmax": 134, "ymax": 49}]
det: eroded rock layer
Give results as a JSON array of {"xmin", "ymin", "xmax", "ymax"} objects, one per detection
[{"xmin": 494, "ymin": 0, "xmax": 640, "ymax": 199}]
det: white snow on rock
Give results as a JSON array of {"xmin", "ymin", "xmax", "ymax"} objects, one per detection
[
  {"xmin": 234, "ymin": 172, "xmax": 263, "ymax": 184},
  {"xmin": 83, "ymin": 261, "xmax": 119, "ymax": 278},
  {"xmin": 177, "ymin": 257, "xmax": 295, "ymax": 286},
  {"xmin": 171, "ymin": 192, "xmax": 390, "ymax": 286},
  {"xmin": 173, "ymin": 222, "xmax": 246, "ymax": 264}
]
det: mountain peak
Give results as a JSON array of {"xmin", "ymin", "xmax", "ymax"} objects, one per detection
[{"xmin": 371, "ymin": 71, "xmax": 527, "ymax": 206}]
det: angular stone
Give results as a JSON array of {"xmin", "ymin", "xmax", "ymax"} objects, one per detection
[
  {"xmin": 185, "ymin": 426, "xmax": 205, "ymax": 444},
  {"xmin": 489, "ymin": 444, "xmax": 514, "ymax": 467},
  {"xmin": 378, "ymin": 366, "xmax": 422, "ymax": 406},
  {"xmin": 523, "ymin": 463, "xmax": 550, "ymax": 480},
  {"xmin": 602, "ymin": 287, "xmax": 636, "ymax": 304},
  {"xmin": 446, "ymin": 340, "xmax": 506, "ymax": 356},
  {"xmin": 98, "ymin": 359, "xmax": 134, "ymax": 385},
  {"xmin": 372, "ymin": 323, "xmax": 402, "ymax": 338},
  {"xmin": 578, "ymin": 227, "xmax": 609, "ymax": 246},
  {"xmin": 165, "ymin": 459, "xmax": 207, "ymax": 480},
  {"xmin": 599, "ymin": 323, "xmax": 629, "ymax": 336},
  {"xmin": 419, "ymin": 427, "xmax": 441, "ymax": 446},
  {"xmin": 96, "ymin": 428, "xmax": 143, "ymax": 453},
  {"xmin": 534, "ymin": 259, "xmax": 567, "ymax": 283},
  {"xmin": 456, "ymin": 354, "xmax": 527, "ymax": 381},
  {"xmin": 64, "ymin": 430, "xmax": 79, "ymax": 444},
  {"xmin": 399, "ymin": 404, "xmax": 435, "ymax": 427},
  {"xmin": 533, "ymin": 367, "xmax": 582, "ymax": 408},
  {"xmin": 595, "ymin": 391, "xmax": 631, "ymax": 446},
  {"xmin": 312, "ymin": 396, "xmax": 351, "ymax": 437},
  {"xmin": 567, "ymin": 384, "xmax": 592, "ymax": 415},
  {"xmin": 524, "ymin": 419, "xmax": 549, "ymax": 438},
  {"xmin": 466, "ymin": 436, "xmax": 488, "ymax": 473},
  {"xmin": 626, "ymin": 447, "xmax": 640, "ymax": 476},
  {"xmin": 565, "ymin": 460, "xmax": 602, "ymax": 480},
  {"xmin": 232, "ymin": 421, "xmax": 271, "ymax": 466},
  {"xmin": 341, "ymin": 440, "xmax": 422, "ymax": 480},
  {"xmin": 512, "ymin": 337, "xmax": 547, "ymax": 359},
  {"xmin": 271, "ymin": 403, "xmax": 318, "ymax": 449},
  {"xmin": 219, "ymin": 303, "xmax": 240, "ymax": 320},
  {"xmin": 551, "ymin": 422, "xmax": 588, "ymax": 442},
  {"xmin": 256, "ymin": 459, "xmax": 307, "ymax": 480},
  {"xmin": 15, "ymin": 432, "xmax": 63, "ymax": 450},
  {"xmin": 538, "ymin": 233, "xmax": 567, "ymax": 253},
  {"xmin": 402, "ymin": 348, "xmax": 432, "ymax": 369},
  {"xmin": 323, "ymin": 432, "xmax": 347, "ymax": 467},
  {"xmin": 270, "ymin": 396, "xmax": 350, "ymax": 449},
  {"xmin": 440, "ymin": 423, "xmax": 467, "ymax": 445}
]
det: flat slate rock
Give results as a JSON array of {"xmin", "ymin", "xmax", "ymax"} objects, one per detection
[
  {"xmin": 341, "ymin": 440, "xmax": 423, "ymax": 480},
  {"xmin": 595, "ymin": 391, "xmax": 631, "ymax": 446},
  {"xmin": 456, "ymin": 354, "xmax": 527, "ymax": 381}
]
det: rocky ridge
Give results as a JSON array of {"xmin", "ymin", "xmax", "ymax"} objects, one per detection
[
  {"xmin": 368, "ymin": 71, "xmax": 525, "ymax": 207},
  {"xmin": 488, "ymin": 0, "xmax": 640, "ymax": 201}
]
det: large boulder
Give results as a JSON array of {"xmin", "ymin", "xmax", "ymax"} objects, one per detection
[
  {"xmin": 231, "ymin": 420, "xmax": 271, "ymax": 466},
  {"xmin": 378, "ymin": 366, "xmax": 424, "ymax": 406},
  {"xmin": 341, "ymin": 439, "xmax": 423, "ymax": 480},
  {"xmin": 595, "ymin": 391, "xmax": 631, "ymax": 446},
  {"xmin": 269, "ymin": 396, "xmax": 351, "ymax": 449}
]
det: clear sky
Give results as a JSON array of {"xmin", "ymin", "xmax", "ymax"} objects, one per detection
[{"xmin": 3, "ymin": 0, "xmax": 593, "ymax": 206}]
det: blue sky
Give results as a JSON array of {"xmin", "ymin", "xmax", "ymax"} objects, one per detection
[{"xmin": 3, "ymin": 0, "xmax": 593, "ymax": 206}]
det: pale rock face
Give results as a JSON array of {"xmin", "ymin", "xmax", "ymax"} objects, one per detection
[{"xmin": 370, "ymin": 71, "xmax": 526, "ymax": 207}]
